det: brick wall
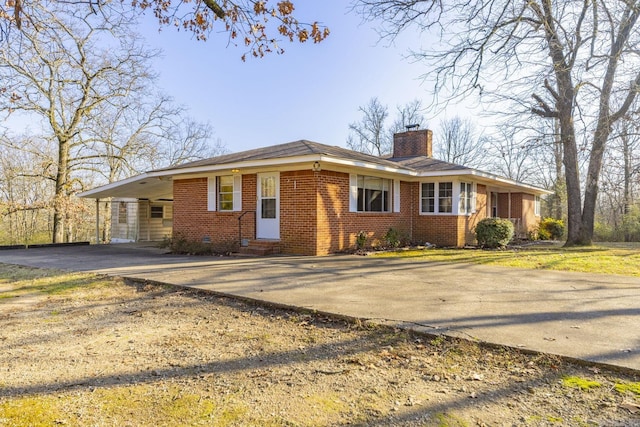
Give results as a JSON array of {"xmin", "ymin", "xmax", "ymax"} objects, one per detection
[
  {"xmin": 280, "ymin": 170, "xmax": 318, "ymax": 255},
  {"xmin": 173, "ymin": 173, "xmax": 514, "ymax": 254},
  {"xmin": 173, "ymin": 176, "xmax": 257, "ymax": 247},
  {"xmin": 496, "ymin": 192, "xmax": 540, "ymax": 237}
]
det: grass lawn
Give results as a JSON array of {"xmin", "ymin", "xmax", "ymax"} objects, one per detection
[{"xmin": 375, "ymin": 242, "xmax": 640, "ymax": 277}]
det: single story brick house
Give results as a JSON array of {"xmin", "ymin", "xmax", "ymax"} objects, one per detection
[{"xmin": 79, "ymin": 129, "xmax": 550, "ymax": 255}]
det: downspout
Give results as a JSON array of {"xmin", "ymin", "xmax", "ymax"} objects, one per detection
[{"xmin": 95, "ymin": 199, "xmax": 100, "ymax": 244}]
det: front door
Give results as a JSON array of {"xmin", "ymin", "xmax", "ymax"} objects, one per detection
[{"xmin": 257, "ymin": 172, "xmax": 280, "ymax": 239}]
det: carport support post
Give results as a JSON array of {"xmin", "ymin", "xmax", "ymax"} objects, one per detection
[{"xmin": 95, "ymin": 199, "xmax": 100, "ymax": 244}]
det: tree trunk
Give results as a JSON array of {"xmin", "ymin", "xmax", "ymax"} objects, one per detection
[
  {"xmin": 52, "ymin": 138, "xmax": 69, "ymax": 243},
  {"xmin": 623, "ymin": 130, "xmax": 632, "ymax": 242}
]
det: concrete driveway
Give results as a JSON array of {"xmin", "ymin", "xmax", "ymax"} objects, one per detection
[{"xmin": 1, "ymin": 243, "xmax": 639, "ymax": 372}]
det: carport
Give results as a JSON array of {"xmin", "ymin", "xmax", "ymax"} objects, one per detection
[{"xmin": 78, "ymin": 172, "xmax": 174, "ymax": 243}]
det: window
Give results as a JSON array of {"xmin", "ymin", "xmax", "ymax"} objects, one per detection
[
  {"xmin": 349, "ymin": 175, "xmax": 399, "ymax": 213},
  {"xmin": 534, "ymin": 195, "xmax": 541, "ymax": 216},
  {"xmin": 150, "ymin": 205, "xmax": 164, "ymax": 219},
  {"xmin": 491, "ymin": 192, "xmax": 499, "ymax": 217},
  {"xmin": 421, "ymin": 181, "xmax": 473, "ymax": 214},
  {"xmin": 459, "ymin": 182, "xmax": 475, "ymax": 215},
  {"xmin": 218, "ymin": 175, "xmax": 234, "ymax": 211},
  {"xmin": 421, "ymin": 183, "xmax": 435, "ymax": 213},
  {"xmin": 118, "ymin": 202, "xmax": 127, "ymax": 224},
  {"xmin": 208, "ymin": 175, "xmax": 242, "ymax": 212},
  {"xmin": 438, "ymin": 182, "xmax": 453, "ymax": 213},
  {"xmin": 357, "ymin": 175, "xmax": 391, "ymax": 212}
]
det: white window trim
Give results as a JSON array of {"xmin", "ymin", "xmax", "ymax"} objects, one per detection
[
  {"xmin": 420, "ymin": 180, "xmax": 476, "ymax": 216},
  {"xmin": 349, "ymin": 174, "xmax": 399, "ymax": 213},
  {"xmin": 534, "ymin": 195, "xmax": 541, "ymax": 216},
  {"xmin": 207, "ymin": 175, "xmax": 242, "ymax": 212},
  {"xmin": 458, "ymin": 182, "xmax": 477, "ymax": 216}
]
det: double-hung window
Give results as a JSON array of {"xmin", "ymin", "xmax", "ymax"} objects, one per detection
[
  {"xmin": 438, "ymin": 182, "xmax": 453, "ymax": 213},
  {"xmin": 534, "ymin": 195, "xmax": 541, "ymax": 216},
  {"xmin": 218, "ymin": 176, "xmax": 234, "ymax": 211},
  {"xmin": 459, "ymin": 182, "xmax": 475, "ymax": 215},
  {"xmin": 421, "ymin": 183, "xmax": 435, "ymax": 213},
  {"xmin": 208, "ymin": 175, "xmax": 242, "ymax": 212}
]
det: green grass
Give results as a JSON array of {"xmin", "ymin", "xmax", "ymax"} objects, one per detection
[
  {"xmin": 562, "ymin": 376, "xmax": 602, "ymax": 391},
  {"xmin": 0, "ymin": 263, "xmax": 110, "ymax": 299},
  {"xmin": 375, "ymin": 242, "xmax": 640, "ymax": 277},
  {"xmin": 614, "ymin": 381, "xmax": 640, "ymax": 397}
]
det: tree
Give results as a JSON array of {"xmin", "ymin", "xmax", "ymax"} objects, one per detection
[
  {"xmin": 435, "ymin": 116, "xmax": 488, "ymax": 168},
  {"xmin": 1, "ymin": 0, "xmax": 329, "ymax": 61},
  {"xmin": 0, "ymin": 2, "xmax": 154, "ymax": 242},
  {"xmin": 347, "ymin": 97, "xmax": 389, "ymax": 156},
  {"xmin": 355, "ymin": 0, "xmax": 640, "ymax": 246},
  {"xmin": 347, "ymin": 98, "xmax": 426, "ymax": 156}
]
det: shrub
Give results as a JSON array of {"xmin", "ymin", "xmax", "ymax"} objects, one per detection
[
  {"xmin": 383, "ymin": 228, "xmax": 401, "ymax": 248},
  {"xmin": 159, "ymin": 233, "xmax": 237, "ymax": 255},
  {"xmin": 475, "ymin": 218, "xmax": 514, "ymax": 248},
  {"xmin": 538, "ymin": 218, "xmax": 565, "ymax": 240},
  {"xmin": 355, "ymin": 231, "xmax": 367, "ymax": 249}
]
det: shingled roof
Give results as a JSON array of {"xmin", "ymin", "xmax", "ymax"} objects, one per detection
[{"xmin": 158, "ymin": 140, "xmax": 406, "ymax": 172}]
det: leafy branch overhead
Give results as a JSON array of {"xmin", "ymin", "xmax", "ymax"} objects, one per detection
[{"xmin": 1, "ymin": 0, "xmax": 330, "ymax": 60}]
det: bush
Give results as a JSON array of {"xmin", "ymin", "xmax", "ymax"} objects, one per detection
[
  {"xmin": 475, "ymin": 218, "xmax": 514, "ymax": 248},
  {"xmin": 537, "ymin": 218, "xmax": 565, "ymax": 240},
  {"xmin": 383, "ymin": 228, "xmax": 401, "ymax": 248},
  {"xmin": 159, "ymin": 233, "xmax": 237, "ymax": 255}
]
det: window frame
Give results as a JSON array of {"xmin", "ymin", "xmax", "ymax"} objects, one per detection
[
  {"xmin": 459, "ymin": 182, "xmax": 476, "ymax": 215},
  {"xmin": 150, "ymin": 205, "xmax": 164, "ymax": 219},
  {"xmin": 118, "ymin": 201, "xmax": 127, "ymax": 224},
  {"xmin": 534, "ymin": 195, "xmax": 541, "ymax": 216},
  {"xmin": 207, "ymin": 175, "xmax": 242, "ymax": 212},
  {"xmin": 357, "ymin": 175, "xmax": 391, "ymax": 213},
  {"xmin": 349, "ymin": 174, "xmax": 398, "ymax": 213},
  {"xmin": 420, "ymin": 180, "xmax": 476, "ymax": 215}
]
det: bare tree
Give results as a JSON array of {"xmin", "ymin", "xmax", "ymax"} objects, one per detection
[
  {"xmin": 0, "ymin": 1, "xmax": 157, "ymax": 242},
  {"xmin": 347, "ymin": 97, "xmax": 390, "ymax": 156},
  {"xmin": 355, "ymin": 0, "xmax": 640, "ymax": 246},
  {"xmin": 387, "ymin": 99, "xmax": 426, "ymax": 135},
  {"xmin": 485, "ymin": 126, "xmax": 536, "ymax": 183},
  {"xmin": 348, "ymin": 98, "xmax": 426, "ymax": 156},
  {"xmin": 435, "ymin": 116, "xmax": 488, "ymax": 168}
]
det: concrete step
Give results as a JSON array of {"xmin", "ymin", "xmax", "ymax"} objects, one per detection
[{"xmin": 238, "ymin": 239, "xmax": 281, "ymax": 256}]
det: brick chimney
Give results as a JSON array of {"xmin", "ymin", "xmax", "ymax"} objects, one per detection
[{"xmin": 392, "ymin": 128, "xmax": 433, "ymax": 158}]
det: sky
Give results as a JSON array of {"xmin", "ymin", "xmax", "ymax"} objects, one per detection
[{"xmin": 137, "ymin": 2, "xmax": 476, "ymax": 153}]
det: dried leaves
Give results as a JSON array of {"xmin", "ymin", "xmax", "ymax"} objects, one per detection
[{"xmin": 129, "ymin": 0, "xmax": 330, "ymax": 59}]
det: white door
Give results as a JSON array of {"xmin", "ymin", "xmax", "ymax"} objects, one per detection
[{"xmin": 257, "ymin": 172, "xmax": 280, "ymax": 239}]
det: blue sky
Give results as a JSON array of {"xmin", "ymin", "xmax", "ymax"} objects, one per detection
[{"xmin": 139, "ymin": 2, "xmax": 476, "ymax": 153}]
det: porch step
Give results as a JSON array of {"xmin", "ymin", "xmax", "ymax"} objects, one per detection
[{"xmin": 238, "ymin": 239, "xmax": 281, "ymax": 256}]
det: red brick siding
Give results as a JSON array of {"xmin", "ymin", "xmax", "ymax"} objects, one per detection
[
  {"xmin": 173, "ymin": 176, "xmax": 257, "ymax": 246},
  {"xmin": 496, "ymin": 192, "xmax": 540, "ymax": 237},
  {"xmin": 316, "ymin": 171, "xmax": 411, "ymax": 255},
  {"xmin": 240, "ymin": 174, "xmax": 257, "ymax": 242},
  {"xmin": 280, "ymin": 170, "xmax": 318, "ymax": 255}
]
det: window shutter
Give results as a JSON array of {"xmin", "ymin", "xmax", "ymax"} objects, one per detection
[
  {"xmin": 349, "ymin": 174, "xmax": 358, "ymax": 212},
  {"xmin": 393, "ymin": 180, "xmax": 400, "ymax": 212},
  {"xmin": 207, "ymin": 177, "xmax": 216, "ymax": 211},
  {"xmin": 233, "ymin": 174, "xmax": 242, "ymax": 211}
]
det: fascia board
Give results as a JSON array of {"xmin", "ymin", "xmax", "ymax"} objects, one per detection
[
  {"xmin": 318, "ymin": 155, "xmax": 417, "ymax": 175},
  {"xmin": 77, "ymin": 171, "xmax": 170, "ymax": 198},
  {"xmin": 417, "ymin": 169, "xmax": 552, "ymax": 195}
]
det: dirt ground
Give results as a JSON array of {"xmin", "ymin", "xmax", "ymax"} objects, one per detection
[{"xmin": 1, "ymin": 264, "xmax": 640, "ymax": 426}]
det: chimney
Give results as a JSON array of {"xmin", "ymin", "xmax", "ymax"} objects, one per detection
[{"xmin": 392, "ymin": 127, "xmax": 433, "ymax": 158}]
